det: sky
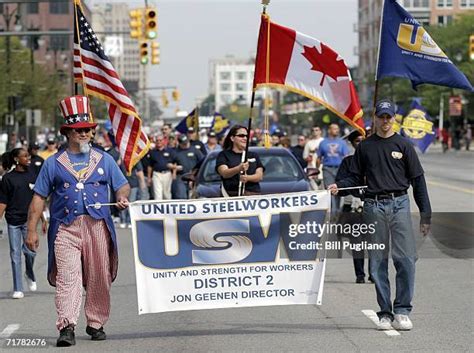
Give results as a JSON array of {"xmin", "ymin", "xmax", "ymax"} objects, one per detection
[{"xmin": 88, "ymin": 0, "xmax": 358, "ymax": 114}]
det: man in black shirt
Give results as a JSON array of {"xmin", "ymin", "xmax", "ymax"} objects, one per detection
[
  {"xmin": 186, "ymin": 127, "xmax": 207, "ymax": 156},
  {"xmin": 171, "ymin": 135, "xmax": 204, "ymax": 199},
  {"xmin": 28, "ymin": 143, "xmax": 44, "ymax": 177},
  {"xmin": 290, "ymin": 135, "xmax": 307, "ymax": 169},
  {"xmin": 329, "ymin": 99, "xmax": 431, "ymax": 332}
]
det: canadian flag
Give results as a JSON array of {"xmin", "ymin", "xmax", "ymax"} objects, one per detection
[{"xmin": 254, "ymin": 15, "xmax": 365, "ymax": 133}]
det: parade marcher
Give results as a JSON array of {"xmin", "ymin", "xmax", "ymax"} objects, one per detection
[
  {"xmin": 39, "ymin": 137, "xmax": 58, "ymax": 160},
  {"xmin": 187, "ymin": 127, "xmax": 207, "ymax": 156},
  {"xmin": 329, "ymin": 99, "xmax": 432, "ymax": 331},
  {"xmin": 25, "ymin": 96, "xmax": 130, "ymax": 347},
  {"xmin": 317, "ymin": 123, "xmax": 349, "ymax": 217},
  {"xmin": 147, "ymin": 133, "xmax": 174, "ymax": 200},
  {"xmin": 28, "ymin": 142, "xmax": 45, "ymax": 177},
  {"xmin": 161, "ymin": 123, "xmax": 172, "ymax": 146},
  {"xmin": 335, "ymin": 130, "xmax": 372, "ymax": 284},
  {"xmin": 205, "ymin": 131, "xmax": 222, "ymax": 153},
  {"xmin": 170, "ymin": 134, "xmax": 204, "ymax": 199},
  {"xmin": 0, "ymin": 148, "xmax": 46, "ymax": 299},
  {"xmin": 303, "ymin": 125, "xmax": 324, "ymax": 168},
  {"xmin": 290, "ymin": 135, "xmax": 308, "ymax": 169},
  {"xmin": 216, "ymin": 125, "xmax": 264, "ymax": 197}
]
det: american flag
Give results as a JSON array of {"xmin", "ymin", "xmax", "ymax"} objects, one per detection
[{"xmin": 73, "ymin": 3, "xmax": 149, "ymax": 174}]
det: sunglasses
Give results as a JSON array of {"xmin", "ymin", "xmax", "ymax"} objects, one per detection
[
  {"xmin": 234, "ymin": 134, "xmax": 248, "ymax": 138},
  {"xmin": 73, "ymin": 128, "xmax": 92, "ymax": 134}
]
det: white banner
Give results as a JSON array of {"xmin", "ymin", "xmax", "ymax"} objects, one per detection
[{"xmin": 130, "ymin": 190, "xmax": 330, "ymax": 314}]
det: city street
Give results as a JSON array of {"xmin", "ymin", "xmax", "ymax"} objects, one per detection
[{"xmin": 0, "ymin": 147, "xmax": 472, "ymax": 352}]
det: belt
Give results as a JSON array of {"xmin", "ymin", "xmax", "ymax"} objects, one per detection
[
  {"xmin": 365, "ymin": 190, "xmax": 407, "ymax": 200},
  {"xmin": 323, "ymin": 165, "xmax": 339, "ymax": 168}
]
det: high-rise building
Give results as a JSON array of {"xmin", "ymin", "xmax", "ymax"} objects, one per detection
[
  {"xmin": 91, "ymin": 3, "xmax": 150, "ymax": 121},
  {"xmin": 209, "ymin": 55, "xmax": 263, "ymax": 111},
  {"xmin": 356, "ymin": 0, "xmax": 472, "ymax": 109}
]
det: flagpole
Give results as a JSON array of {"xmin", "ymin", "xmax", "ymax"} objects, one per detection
[
  {"xmin": 238, "ymin": 92, "xmax": 255, "ymax": 197},
  {"xmin": 238, "ymin": 1, "xmax": 269, "ymax": 197},
  {"xmin": 372, "ymin": 0, "xmax": 386, "ymax": 130}
]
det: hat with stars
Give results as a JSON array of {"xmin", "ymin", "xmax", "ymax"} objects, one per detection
[{"xmin": 59, "ymin": 95, "xmax": 98, "ymax": 135}]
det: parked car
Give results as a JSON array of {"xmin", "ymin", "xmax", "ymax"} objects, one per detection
[{"xmin": 184, "ymin": 147, "xmax": 319, "ymax": 198}]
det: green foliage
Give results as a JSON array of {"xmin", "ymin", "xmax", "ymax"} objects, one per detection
[{"xmin": 0, "ymin": 36, "xmax": 69, "ymax": 129}]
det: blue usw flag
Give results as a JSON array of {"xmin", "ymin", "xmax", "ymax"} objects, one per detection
[
  {"xmin": 210, "ymin": 112, "xmax": 231, "ymax": 137},
  {"xmin": 401, "ymin": 99, "xmax": 435, "ymax": 153},
  {"xmin": 376, "ymin": 0, "xmax": 473, "ymax": 91},
  {"xmin": 175, "ymin": 108, "xmax": 199, "ymax": 134}
]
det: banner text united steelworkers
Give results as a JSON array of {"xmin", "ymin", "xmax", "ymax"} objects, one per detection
[{"xmin": 141, "ymin": 194, "xmax": 319, "ymax": 216}]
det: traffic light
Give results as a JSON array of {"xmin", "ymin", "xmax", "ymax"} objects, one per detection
[
  {"xmin": 171, "ymin": 89, "xmax": 180, "ymax": 101},
  {"xmin": 139, "ymin": 41, "xmax": 149, "ymax": 65},
  {"xmin": 129, "ymin": 9, "xmax": 143, "ymax": 39},
  {"xmin": 161, "ymin": 91, "xmax": 169, "ymax": 108},
  {"xmin": 145, "ymin": 7, "xmax": 157, "ymax": 39},
  {"xmin": 151, "ymin": 42, "xmax": 160, "ymax": 65},
  {"xmin": 470, "ymin": 35, "xmax": 474, "ymax": 61}
]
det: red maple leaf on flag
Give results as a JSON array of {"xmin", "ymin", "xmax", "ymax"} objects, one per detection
[{"xmin": 302, "ymin": 44, "xmax": 348, "ymax": 86}]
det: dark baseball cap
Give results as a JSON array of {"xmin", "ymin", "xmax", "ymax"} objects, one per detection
[
  {"xmin": 208, "ymin": 131, "xmax": 217, "ymax": 138},
  {"xmin": 375, "ymin": 99, "xmax": 396, "ymax": 117},
  {"xmin": 29, "ymin": 142, "xmax": 40, "ymax": 150},
  {"xmin": 187, "ymin": 127, "xmax": 195, "ymax": 133},
  {"xmin": 178, "ymin": 134, "xmax": 188, "ymax": 144}
]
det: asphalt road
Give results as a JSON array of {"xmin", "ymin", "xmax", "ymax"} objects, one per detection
[{"xmin": 0, "ymin": 147, "xmax": 472, "ymax": 352}]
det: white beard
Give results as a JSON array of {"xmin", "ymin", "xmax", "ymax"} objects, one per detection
[{"xmin": 79, "ymin": 142, "xmax": 91, "ymax": 154}]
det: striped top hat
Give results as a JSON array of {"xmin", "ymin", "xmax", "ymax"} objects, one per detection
[{"xmin": 59, "ymin": 95, "xmax": 98, "ymax": 134}]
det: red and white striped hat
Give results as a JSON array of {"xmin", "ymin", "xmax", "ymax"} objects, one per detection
[{"xmin": 59, "ymin": 95, "xmax": 98, "ymax": 134}]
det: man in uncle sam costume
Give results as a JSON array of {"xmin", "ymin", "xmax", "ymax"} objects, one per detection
[{"xmin": 25, "ymin": 95, "xmax": 130, "ymax": 347}]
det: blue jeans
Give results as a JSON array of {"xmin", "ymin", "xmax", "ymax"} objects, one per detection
[
  {"xmin": 363, "ymin": 194, "xmax": 416, "ymax": 320},
  {"xmin": 8, "ymin": 223, "xmax": 36, "ymax": 292},
  {"xmin": 119, "ymin": 187, "xmax": 139, "ymax": 224}
]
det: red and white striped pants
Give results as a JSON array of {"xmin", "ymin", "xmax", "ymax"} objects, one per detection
[{"xmin": 54, "ymin": 215, "xmax": 112, "ymax": 331}]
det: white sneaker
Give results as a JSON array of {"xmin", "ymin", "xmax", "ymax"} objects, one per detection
[
  {"xmin": 392, "ymin": 314, "xmax": 413, "ymax": 330},
  {"xmin": 377, "ymin": 316, "xmax": 392, "ymax": 330},
  {"xmin": 24, "ymin": 274, "xmax": 37, "ymax": 292},
  {"xmin": 12, "ymin": 291, "xmax": 24, "ymax": 299}
]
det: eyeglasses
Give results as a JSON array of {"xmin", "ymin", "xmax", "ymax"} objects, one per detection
[
  {"xmin": 73, "ymin": 128, "xmax": 91, "ymax": 134},
  {"xmin": 234, "ymin": 134, "xmax": 248, "ymax": 138}
]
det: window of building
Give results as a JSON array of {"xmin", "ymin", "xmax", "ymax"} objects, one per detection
[
  {"xmin": 460, "ymin": 0, "xmax": 474, "ymax": 7},
  {"xmin": 235, "ymin": 83, "xmax": 246, "ymax": 91},
  {"xmin": 236, "ymin": 71, "xmax": 247, "ymax": 80},
  {"xmin": 220, "ymin": 83, "xmax": 231, "ymax": 91},
  {"xmin": 50, "ymin": 1, "xmax": 69, "ymax": 14},
  {"xmin": 27, "ymin": 3, "xmax": 39, "ymax": 14},
  {"xmin": 219, "ymin": 72, "xmax": 231, "ymax": 80},
  {"xmin": 403, "ymin": 0, "xmax": 410, "ymax": 6},
  {"xmin": 49, "ymin": 30, "xmax": 70, "ymax": 50},
  {"xmin": 437, "ymin": 0, "xmax": 452, "ymax": 7},
  {"xmin": 437, "ymin": 15, "xmax": 453, "ymax": 25},
  {"xmin": 220, "ymin": 94, "xmax": 232, "ymax": 104},
  {"xmin": 0, "ymin": 4, "xmax": 3, "ymax": 14}
]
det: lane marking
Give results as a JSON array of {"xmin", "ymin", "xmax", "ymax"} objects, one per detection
[
  {"xmin": 0, "ymin": 324, "xmax": 20, "ymax": 338},
  {"xmin": 427, "ymin": 180, "xmax": 474, "ymax": 195},
  {"xmin": 361, "ymin": 310, "xmax": 400, "ymax": 336}
]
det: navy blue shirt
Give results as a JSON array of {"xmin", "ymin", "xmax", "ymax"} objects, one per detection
[
  {"xmin": 173, "ymin": 146, "xmax": 204, "ymax": 174},
  {"xmin": 149, "ymin": 148, "xmax": 175, "ymax": 172}
]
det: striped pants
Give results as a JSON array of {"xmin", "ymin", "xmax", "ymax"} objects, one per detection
[{"xmin": 54, "ymin": 215, "xmax": 112, "ymax": 331}]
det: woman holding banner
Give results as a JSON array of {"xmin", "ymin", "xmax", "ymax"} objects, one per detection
[{"xmin": 216, "ymin": 125, "xmax": 264, "ymax": 197}]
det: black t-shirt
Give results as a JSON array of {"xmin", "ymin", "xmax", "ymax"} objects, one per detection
[
  {"xmin": 348, "ymin": 133, "xmax": 424, "ymax": 194},
  {"xmin": 191, "ymin": 140, "xmax": 207, "ymax": 156},
  {"xmin": 0, "ymin": 168, "xmax": 37, "ymax": 225},
  {"xmin": 216, "ymin": 150, "xmax": 264, "ymax": 194}
]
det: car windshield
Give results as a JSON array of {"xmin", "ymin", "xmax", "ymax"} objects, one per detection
[{"xmin": 200, "ymin": 152, "xmax": 305, "ymax": 183}]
